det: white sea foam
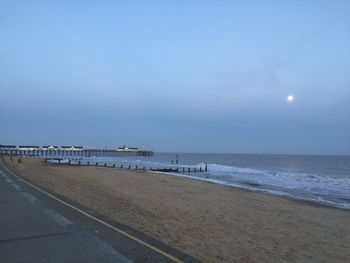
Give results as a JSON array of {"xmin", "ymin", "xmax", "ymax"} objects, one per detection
[{"xmin": 207, "ymin": 163, "xmax": 350, "ymax": 194}]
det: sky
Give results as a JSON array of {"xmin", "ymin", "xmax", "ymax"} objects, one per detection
[{"xmin": 0, "ymin": 0, "xmax": 349, "ymax": 155}]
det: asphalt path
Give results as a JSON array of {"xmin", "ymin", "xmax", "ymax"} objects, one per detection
[{"xmin": 0, "ymin": 159, "xmax": 201, "ymax": 263}]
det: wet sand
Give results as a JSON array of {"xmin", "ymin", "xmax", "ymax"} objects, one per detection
[{"xmin": 3, "ymin": 157, "xmax": 350, "ymax": 262}]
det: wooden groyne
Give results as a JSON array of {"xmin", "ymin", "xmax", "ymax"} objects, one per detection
[{"xmin": 44, "ymin": 158, "xmax": 208, "ymax": 174}]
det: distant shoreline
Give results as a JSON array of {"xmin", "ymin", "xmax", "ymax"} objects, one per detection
[{"xmin": 154, "ymin": 152, "xmax": 350, "ymax": 157}]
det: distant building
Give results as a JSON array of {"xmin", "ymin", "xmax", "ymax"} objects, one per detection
[
  {"xmin": 60, "ymin": 146, "xmax": 83, "ymax": 151},
  {"xmin": 0, "ymin": 145, "xmax": 17, "ymax": 150},
  {"xmin": 117, "ymin": 146, "xmax": 138, "ymax": 152},
  {"xmin": 42, "ymin": 145, "xmax": 59, "ymax": 150},
  {"xmin": 18, "ymin": 146, "xmax": 40, "ymax": 150}
]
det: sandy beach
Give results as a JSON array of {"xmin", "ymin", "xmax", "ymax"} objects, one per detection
[{"xmin": 3, "ymin": 156, "xmax": 350, "ymax": 263}]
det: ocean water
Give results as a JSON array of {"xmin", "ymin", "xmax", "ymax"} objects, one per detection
[{"xmin": 78, "ymin": 153, "xmax": 350, "ymax": 210}]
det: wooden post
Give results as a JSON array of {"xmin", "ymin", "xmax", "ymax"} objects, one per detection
[{"xmin": 205, "ymin": 164, "xmax": 208, "ymax": 172}]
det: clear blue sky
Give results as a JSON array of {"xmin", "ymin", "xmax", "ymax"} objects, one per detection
[{"xmin": 0, "ymin": 1, "xmax": 349, "ymax": 154}]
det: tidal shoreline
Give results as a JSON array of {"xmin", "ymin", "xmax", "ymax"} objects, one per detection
[{"xmin": 151, "ymin": 170, "xmax": 350, "ymax": 212}]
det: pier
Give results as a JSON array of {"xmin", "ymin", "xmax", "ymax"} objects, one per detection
[
  {"xmin": 0, "ymin": 145, "xmax": 153, "ymax": 158},
  {"xmin": 1, "ymin": 145, "xmax": 208, "ymax": 174}
]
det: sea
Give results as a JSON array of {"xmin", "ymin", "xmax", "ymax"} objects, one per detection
[{"xmin": 78, "ymin": 153, "xmax": 350, "ymax": 210}]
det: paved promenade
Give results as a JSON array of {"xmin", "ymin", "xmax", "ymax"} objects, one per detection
[{"xmin": 0, "ymin": 160, "xmax": 198, "ymax": 263}]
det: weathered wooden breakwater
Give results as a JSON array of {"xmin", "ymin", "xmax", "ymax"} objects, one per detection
[{"xmin": 45, "ymin": 158, "xmax": 208, "ymax": 174}]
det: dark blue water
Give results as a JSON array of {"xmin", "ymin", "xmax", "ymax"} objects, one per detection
[{"xmin": 77, "ymin": 153, "xmax": 350, "ymax": 209}]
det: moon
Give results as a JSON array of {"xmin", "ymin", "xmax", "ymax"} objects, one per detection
[{"xmin": 287, "ymin": 95, "xmax": 295, "ymax": 102}]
